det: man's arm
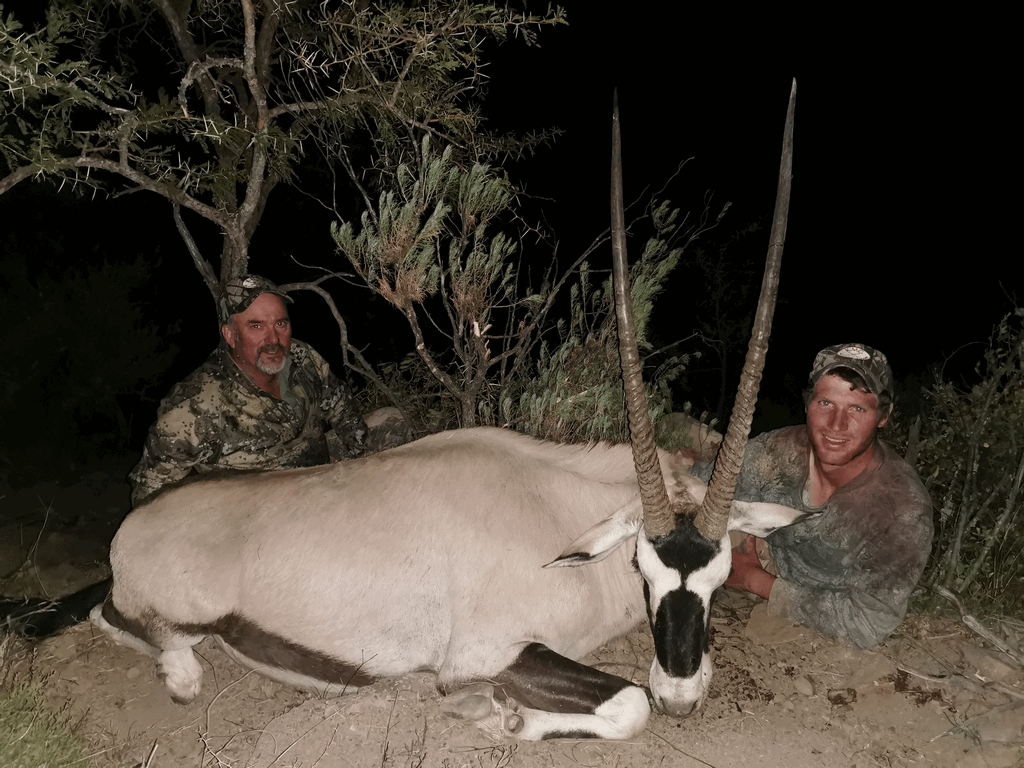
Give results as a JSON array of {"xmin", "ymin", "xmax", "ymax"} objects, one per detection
[
  {"xmin": 128, "ymin": 407, "xmax": 210, "ymax": 506},
  {"xmin": 767, "ymin": 577, "xmax": 907, "ymax": 650},
  {"xmin": 725, "ymin": 535, "xmax": 777, "ymax": 597},
  {"xmin": 304, "ymin": 346, "xmax": 367, "ymax": 459},
  {"xmin": 766, "ymin": 491, "xmax": 933, "ymax": 649}
]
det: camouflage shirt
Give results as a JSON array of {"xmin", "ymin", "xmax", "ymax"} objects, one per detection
[
  {"xmin": 694, "ymin": 426, "xmax": 933, "ymax": 649},
  {"xmin": 129, "ymin": 340, "xmax": 367, "ymax": 505}
]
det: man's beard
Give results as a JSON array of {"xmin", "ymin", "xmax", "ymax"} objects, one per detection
[{"xmin": 255, "ymin": 344, "xmax": 289, "ymax": 375}]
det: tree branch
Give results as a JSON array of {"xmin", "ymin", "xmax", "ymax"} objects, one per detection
[
  {"xmin": 282, "ymin": 279, "xmax": 412, "ymax": 428},
  {"xmin": 934, "ymin": 585, "xmax": 1024, "ymax": 667},
  {"xmin": 173, "ymin": 203, "xmax": 219, "ymax": 296}
]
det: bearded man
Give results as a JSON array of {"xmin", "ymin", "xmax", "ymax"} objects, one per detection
[
  {"xmin": 129, "ymin": 275, "xmax": 404, "ymax": 506},
  {"xmin": 694, "ymin": 343, "xmax": 933, "ymax": 649}
]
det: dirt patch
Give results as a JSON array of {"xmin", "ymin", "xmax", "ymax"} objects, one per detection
[{"xmin": 3, "ymin": 470, "xmax": 1023, "ymax": 768}]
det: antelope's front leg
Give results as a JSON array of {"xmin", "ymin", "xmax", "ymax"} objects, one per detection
[{"xmin": 443, "ymin": 643, "xmax": 650, "ymax": 741}]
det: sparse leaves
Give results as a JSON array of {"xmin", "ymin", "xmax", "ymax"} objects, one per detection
[
  {"xmin": 897, "ymin": 309, "xmax": 1024, "ymax": 616},
  {"xmin": 0, "ymin": 1, "xmax": 566, "ymax": 282},
  {"xmin": 331, "ymin": 138, "xmax": 523, "ymax": 424},
  {"xmin": 511, "ymin": 203, "xmax": 689, "ymax": 443}
]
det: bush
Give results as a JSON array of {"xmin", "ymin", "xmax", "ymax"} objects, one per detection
[
  {"xmin": 333, "ymin": 138, "xmax": 717, "ymax": 440},
  {"xmin": 508, "ymin": 229, "xmax": 689, "ymax": 445},
  {"xmin": 894, "ymin": 309, "xmax": 1024, "ymax": 615}
]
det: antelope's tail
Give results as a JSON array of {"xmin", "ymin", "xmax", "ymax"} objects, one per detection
[{"xmin": 1, "ymin": 578, "xmax": 111, "ymax": 639}]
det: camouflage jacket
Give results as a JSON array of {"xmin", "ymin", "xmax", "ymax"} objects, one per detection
[
  {"xmin": 694, "ymin": 426, "xmax": 933, "ymax": 649},
  {"xmin": 129, "ymin": 340, "xmax": 367, "ymax": 506}
]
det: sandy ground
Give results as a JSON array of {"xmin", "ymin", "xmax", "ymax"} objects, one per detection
[{"xmin": 2, "ymin": 470, "xmax": 1023, "ymax": 768}]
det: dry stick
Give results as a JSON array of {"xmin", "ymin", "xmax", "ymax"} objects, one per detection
[
  {"xmin": 379, "ymin": 689, "xmax": 402, "ymax": 768},
  {"xmin": 893, "ymin": 659, "xmax": 1024, "ymax": 702},
  {"xmin": 648, "ymin": 729, "xmax": 719, "ymax": 767},
  {"xmin": 934, "ymin": 585, "xmax": 1024, "ymax": 667},
  {"xmin": 960, "ymin": 448, "xmax": 1024, "ymax": 591},
  {"xmin": 282, "ymin": 279, "xmax": 413, "ymax": 427},
  {"xmin": 266, "ymin": 708, "xmax": 346, "ymax": 768},
  {"xmin": 205, "ymin": 669, "xmax": 257, "ymax": 736},
  {"xmin": 888, "ymin": 624, "xmax": 1024, "ymax": 720},
  {"xmin": 198, "ymin": 730, "xmax": 233, "ymax": 768},
  {"xmin": 74, "ymin": 741, "xmax": 141, "ymax": 765},
  {"xmin": 310, "ymin": 723, "xmax": 343, "ymax": 768},
  {"xmin": 26, "ymin": 498, "xmax": 56, "ymax": 600}
]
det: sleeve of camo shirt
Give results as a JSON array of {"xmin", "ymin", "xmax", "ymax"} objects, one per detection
[
  {"xmin": 767, "ymin": 453, "xmax": 933, "ymax": 649},
  {"xmin": 128, "ymin": 384, "xmax": 220, "ymax": 507},
  {"xmin": 310, "ymin": 346, "xmax": 368, "ymax": 459}
]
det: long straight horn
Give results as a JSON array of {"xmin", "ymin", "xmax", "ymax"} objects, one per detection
[
  {"xmin": 611, "ymin": 91, "xmax": 674, "ymax": 535},
  {"xmin": 694, "ymin": 78, "xmax": 796, "ymax": 541}
]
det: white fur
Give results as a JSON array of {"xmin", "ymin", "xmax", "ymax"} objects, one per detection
[
  {"xmin": 511, "ymin": 684, "xmax": 651, "ymax": 740},
  {"xmin": 730, "ymin": 501, "xmax": 806, "ymax": 536},
  {"xmin": 158, "ymin": 648, "xmax": 203, "ymax": 703},
  {"xmin": 100, "ymin": 427, "xmax": 805, "ymax": 736}
]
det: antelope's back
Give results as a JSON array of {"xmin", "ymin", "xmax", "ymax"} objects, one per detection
[{"xmin": 109, "ymin": 428, "xmax": 648, "ymax": 678}]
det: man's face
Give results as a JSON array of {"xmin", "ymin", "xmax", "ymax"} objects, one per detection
[
  {"xmin": 221, "ymin": 293, "xmax": 292, "ymax": 378},
  {"xmin": 806, "ymin": 374, "xmax": 888, "ymax": 470}
]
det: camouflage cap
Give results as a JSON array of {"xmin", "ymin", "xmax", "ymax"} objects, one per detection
[
  {"xmin": 218, "ymin": 274, "xmax": 293, "ymax": 322},
  {"xmin": 810, "ymin": 343, "xmax": 893, "ymax": 396}
]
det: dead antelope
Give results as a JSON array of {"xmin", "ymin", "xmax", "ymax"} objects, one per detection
[{"xmin": 12, "ymin": 82, "xmax": 799, "ymax": 741}]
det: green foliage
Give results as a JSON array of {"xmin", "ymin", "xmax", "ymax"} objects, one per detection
[
  {"xmin": 333, "ymin": 137, "xmax": 536, "ymax": 426},
  {"xmin": 333, "ymin": 139, "xmax": 516, "ymax": 315},
  {"xmin": 0, "ymin": 1, "xmax": 566, "ymax": 281},
  {"xmin": 335, "ymin": 136, "xmax": 716, "ymax": 438},
  {"xmin": 334, "ymin": 139, "xmax": 516, "ymax": 316},
  {"xmin": 893, "ymin": 309, "xmax": 1024, "ymax": 616},
  {"xmin": 509, "ymin": 202, "xmax": 690, "ymax": 443}
]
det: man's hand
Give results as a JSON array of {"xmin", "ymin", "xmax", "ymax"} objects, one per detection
[{"xmin": 724, "ymin": 534, "xmax": 776, "ymax": 599}]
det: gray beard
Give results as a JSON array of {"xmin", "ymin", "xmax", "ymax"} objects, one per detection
[{"xmin": 255, "ymin": 346, "xmax": 288, "ymax": 375}]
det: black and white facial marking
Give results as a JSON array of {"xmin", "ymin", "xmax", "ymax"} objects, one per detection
[{"xmin": 635, "ymin": 518, "xmax": 732, "ymax": 716}]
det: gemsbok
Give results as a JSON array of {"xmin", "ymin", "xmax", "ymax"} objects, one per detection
[{"xmin": 6, "ymin": 81, "xmax": 798, "ymax": 741}]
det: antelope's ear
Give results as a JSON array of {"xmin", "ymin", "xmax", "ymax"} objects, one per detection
[
  {"xmin": 544, "ymin": 497, "xmax": 642, "ymax": 568},
  {"xmin": 728, "ymin": 501, "xmax": 809, "ymax": 537}
]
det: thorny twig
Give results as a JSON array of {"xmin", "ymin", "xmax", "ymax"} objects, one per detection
[
  {"xmin": 892, "ymin": 659, "xmax": 1024, "ymax": 702},
  {"xmin": 935, "ymin": 585, "xmax": 1024, "ymax": 667}
]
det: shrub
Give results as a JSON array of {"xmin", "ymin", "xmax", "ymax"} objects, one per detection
[{"xmin": 894, "ymin": 309, "xmax": 1024, "ymax": 615}]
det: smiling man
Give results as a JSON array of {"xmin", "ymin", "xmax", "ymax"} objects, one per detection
[
  {"xmin": 693, "ymin": 343, "xmax": 933, "ymax": 649},
  {"xmin": 129, "ymin": 275, "xmax": 402, "ymax": 506}
]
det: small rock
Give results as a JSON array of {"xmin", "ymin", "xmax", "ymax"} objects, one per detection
[
  {"xmin": 126, "ymin": 666, "xmax": 141, "ymax": 680},
  {"xmin": 794, "ymin": 675, "xmax": 815, "ymax": 697},
  {"xmin": 831, "ymin": 703, "xmax": 855, "ymax": 721},
  {"xmin": 827, "ymin": 687, "xmax": 857, "ymax": 706},
  {"xmin": 842, "ymin": 652, "xmax": 896, "ymax": 691}
]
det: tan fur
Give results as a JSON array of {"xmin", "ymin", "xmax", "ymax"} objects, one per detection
[{"xmin": 110, "ymin": 427, "xmax": 697, "ymax": 688}]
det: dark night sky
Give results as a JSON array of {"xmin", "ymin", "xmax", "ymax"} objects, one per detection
[
  {"xmin": 3, "ymin": 6, "xmax": 1015, "ymax": 447},
  {"xmin": 479, "ymin": 10, "xmax": 1016, "ymax": 398}
]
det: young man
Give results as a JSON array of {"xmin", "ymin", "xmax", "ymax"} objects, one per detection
[
  {"xmin": 694, "ymin": 343, "xmax": 933, "ymax": 649},
  {"xmin": 129, "ymin": 275, "xmax": 406, "ymax": 505}
]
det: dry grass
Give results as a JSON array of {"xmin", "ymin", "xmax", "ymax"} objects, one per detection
[{"xmin": 0, "ymin": 632, "xmax": 96, "ymax": 767}]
